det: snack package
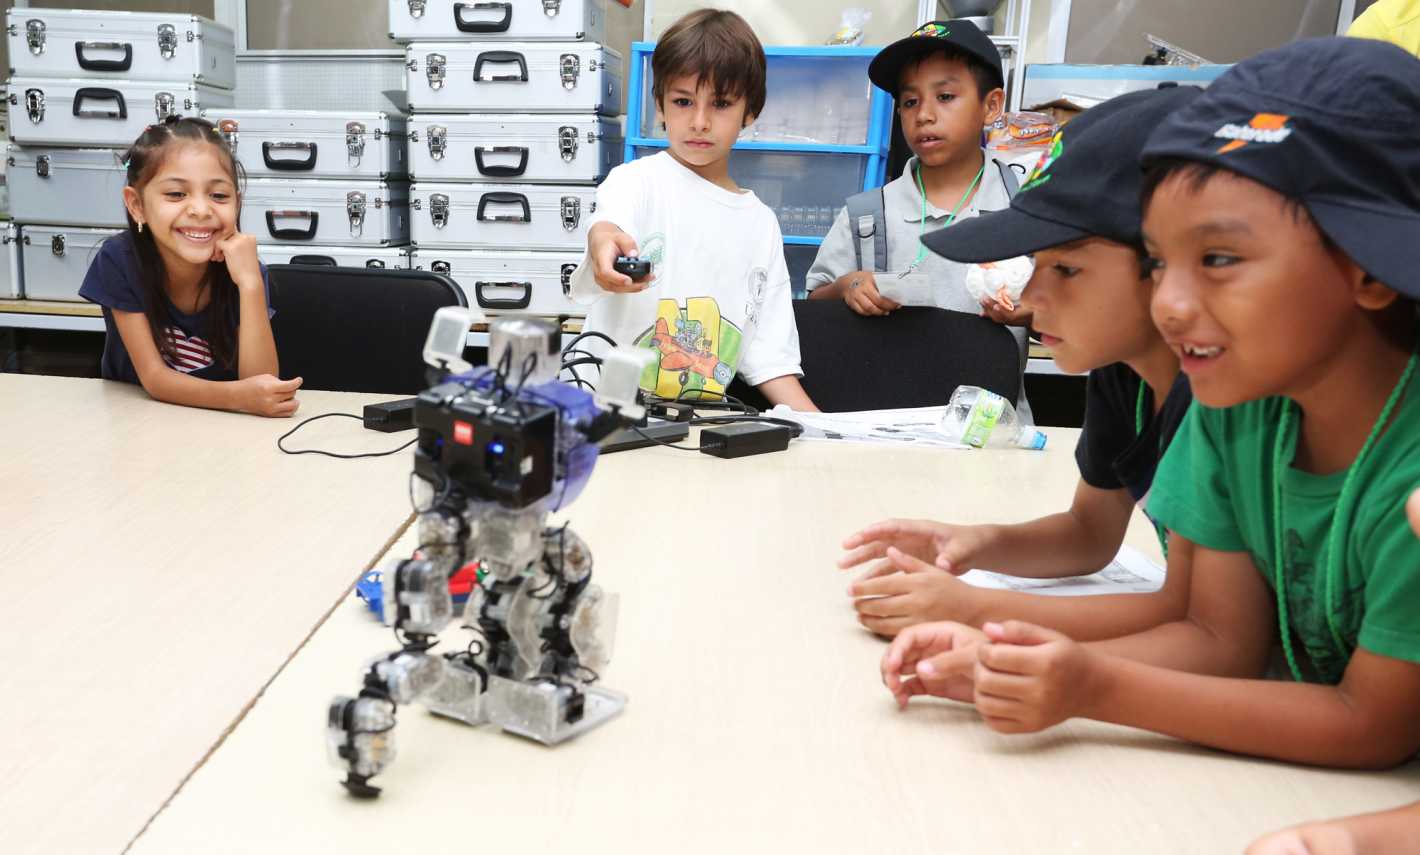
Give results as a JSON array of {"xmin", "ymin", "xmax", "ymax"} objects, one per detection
[
  {"xmin": 965, "ymin": 256, "xmax": 1034, "ymax": 313},
  {"xmin": 825, "ymin": 8, "xmax": 871, "ymax": 46},
  {"xmin": 985, "ymin": 111, "xmax": 1059, "ymax": 152}
]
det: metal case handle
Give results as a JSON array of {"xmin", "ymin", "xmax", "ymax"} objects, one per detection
[
  {"xmin": 72, "ymin": 88, "xmax": 127, "ymax": 119},
  {"xmin": 454, "ymin": 2, "xmax": 512, "ymax": 33},
  {"xmin": 74, "ymin": 42, "xmax": 133, "ymax": 72},
  {"xmin": 476, "ymin": 192, "xmax": 531, "ymax": 223},
  {"xmin": 262, "ymin": 142, "xmax": 319, "ymax": 171},
  {"xmin": 474, "ymin": 145, "xmax": 529, "ymax": 177},
  {"xmin": 474, "ymin": 281, "xmax": 532, "ymax": 310},
  {"xmin": 473, "ymin": 50, "xmax": 528, "ymax": 83},
  {"xmin": 265, "ymin": 211, "xmax": 320, "ymax": 241},
  {"xmin": 289, "ymin": 254, "xmax": 338, "ymax": 267}
]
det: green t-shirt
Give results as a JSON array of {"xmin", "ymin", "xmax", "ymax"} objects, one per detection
[{"xmin": 1148, "ymin": 394, "xmax": 1420, "ymax": 685}]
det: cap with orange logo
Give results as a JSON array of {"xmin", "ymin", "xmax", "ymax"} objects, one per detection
[{"xmin": 1142, "ymin": 37, "xmax": 1420, "ymax": 298}]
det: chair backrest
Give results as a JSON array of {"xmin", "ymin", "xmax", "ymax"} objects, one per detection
[
  {"xmin": 268, "ymin": 264, "xmax": 466, "ymax": 394},
  {"xmin": 731, "ymin": 302, "xmax": 1022, "ymax": 413}
]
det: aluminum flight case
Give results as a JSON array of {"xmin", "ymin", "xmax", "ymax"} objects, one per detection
[
  {"xmin": 203, "ymin": 109, "xmax": 408, "ymax": 180},
  {"xmin": 409, "ymin": 113, "xmax": 619, "ymax": 183},
  {"xmin": 6, "ymin": 145, "xmax": 129, "ymax": 227},
  {"xmin": 258, "ymin": 244, "xmax": 411, "ymax": 269},
  {"xmin": 388, "ymin": 0, "xmax": 610, "ymax": 43},
  {"xmin": 7, "ymin": 77, "xmax": 235, "ymax": 147},
  {"xmin": 6, "ymin": 9, "xmax": 236, "ymax": 90},
  {"xmin": 1, "ymin": 223, "xmax": 20, "ymax": 299},
  {"xmin": 410, "ymin": 247, "xmax": 580, "ymax": 316},
  {"xmin": 244, "ymin": 178, "xmax": 410, "ymax": 247},
  {"xmin": 410, "ymin": 181, "xmax": 594, "ymax": 250},
  {"xmin": 16, "ymin": 224, "xmax": 121, "ymax": 301},
  {"xmin": 405, "ymin": 42, "xmax": 622, "ymax": 116}
]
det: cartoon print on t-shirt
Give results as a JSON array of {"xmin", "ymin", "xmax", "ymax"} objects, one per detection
[{"xmin": 635, "ymin": 297, "xmax": 743, "ymax": 398}]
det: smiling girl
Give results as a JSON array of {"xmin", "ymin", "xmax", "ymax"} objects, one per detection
[{"xmin": 79, "ymin": 116, "xmax": 300, "ymax": 417}]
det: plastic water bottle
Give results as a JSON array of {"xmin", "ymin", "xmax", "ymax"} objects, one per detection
[{"xmin": 940, "ymin": 386, "xmax": 1047, "ymax": 450}]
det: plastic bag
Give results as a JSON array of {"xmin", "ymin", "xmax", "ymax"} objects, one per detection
[
  {"xmin": 985, "ymin": 111, "xmax": 1058, "ymax": 151},
  {"xmin": 825, "ymin": 8, "xmax": 872, "ymax": 46},
  {"xmin": 965, "ymin": 256, "xmax": 1034, "ymax": 313}
]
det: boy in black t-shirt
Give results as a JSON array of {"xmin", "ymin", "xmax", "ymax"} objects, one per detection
[{"xmin": 840, "ymin": 87, "xmax": 1195, "ymax": 641}]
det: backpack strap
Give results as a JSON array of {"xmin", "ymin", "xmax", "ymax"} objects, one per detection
[
  {"xmin": 995, "ymin": 157, "xmax": 1022, "ymax": 199},
  {"xmin": 844, "ymin": 188, "xmax": 888, "ymax": 273}
]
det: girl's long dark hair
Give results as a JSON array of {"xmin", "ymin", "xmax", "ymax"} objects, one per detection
[{"xmin": 121, "ymin": 116, "xmax": 246, "ymax": 369}]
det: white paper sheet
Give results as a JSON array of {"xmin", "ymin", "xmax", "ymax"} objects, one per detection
[
  {"xmin": 957, "ymin": 545, "xmax": 1166, "ymax": 596},
  {"xmin": 875, "ymin": 271, "xmax": 934, "ymax": 307},
  {"xmin": 769, "ymin": 404, "xmax": 966, "ymax": 448}
]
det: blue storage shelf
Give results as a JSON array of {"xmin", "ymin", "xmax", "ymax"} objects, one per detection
[{"xmin": 623, "ymin": 41, "xmax": 893, "ymax": 250}]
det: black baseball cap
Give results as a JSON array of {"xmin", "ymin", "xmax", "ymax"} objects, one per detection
[
  {"xmin": 868, "ymin": 20, "xmax": 1004, "ymax": 95},
  {"xmin": 1140, "ymin": 37, "xmax": 1420, "ymax": 299},
  {"xmin": 923, "ymin": 86, "xmax": 1203, "ymax": 264}
]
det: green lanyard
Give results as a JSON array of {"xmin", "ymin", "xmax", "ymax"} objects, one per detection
[
  {"xmin": 1135, "ymin": 382, "xmax": 1171, "ymax": 558},
  {"xmin": 912, "ymin": 160, "xmax": 986, "ymax": 268},
  {"xmin": 1271, "ymin": 349, "xmax": 1418, "ymax": 682}
]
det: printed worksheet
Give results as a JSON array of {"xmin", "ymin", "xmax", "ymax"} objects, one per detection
[
  {"xmin": 958, "ymin": 545, "xmax": 1165, "ymax": 596},
  {"xmin": 768, "ymin": 404, "xmax": 967, "ymax": 448}
]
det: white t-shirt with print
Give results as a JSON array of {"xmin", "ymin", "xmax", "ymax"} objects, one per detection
[{"xmin": 569, "ymin": 151, "xmax": 802, "ymax": 399}]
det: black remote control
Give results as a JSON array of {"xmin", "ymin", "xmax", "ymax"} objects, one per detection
[{"xmin": 613, "ymin": 256, "xmax": 652, "ymax": 281}]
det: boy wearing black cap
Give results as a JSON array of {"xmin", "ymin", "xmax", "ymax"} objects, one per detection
[
  {"xmin": 841, "ymin": 87, "xmax": 1196, "ymax": 643},
  {"xmin": 894, "ymin": 38, "xmax": 1420, "ymax": 770},
  {"xmin": 804, "ymin": 20, "xmax": 1032, "ymax": 417}
]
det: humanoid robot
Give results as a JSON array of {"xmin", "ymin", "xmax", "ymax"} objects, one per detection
[{"xmin": 327, "ymin": 308, "xmax": 649, "ymax": 797}]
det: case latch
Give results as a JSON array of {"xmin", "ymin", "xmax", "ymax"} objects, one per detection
[
  {"xmin": 408, "ymin": 0, "xmax": 427, "ymax": 18},
  {"xmin": 35, "ymin": 154, "xmax": 50, "ymax": 178},
  {"xmin": 427, "ymin": 53, "xmax": 446, "ymax": 90},
  {"xmin": 558, "ymin": 125, "xmax": 578, "ymax": 162},
  {"xmin": 25, "ymin": 19, "xmax": 46, "ymax": 55},
  {"xmin": 543, "ymin": 0, "xmax": 562, "ymax": 16},
  {"xmin": 51, "ymin": 234, "xmax": 66, "ymax": 257},
  {"xmin": 218, "ymin": 118, "xmax": 238, "ymax": 152},
  {"xmin": 560, "ymin": 263, "xmax": 575, "ymax": 297},
  {"xmin": 157, "ymin": 24, "xmax": 177, "ymax": 60},
  {"xmin": 560, "ymin": 196, "xmax": 581, "ymax": 231},
  {"xmin": 154, "ymin": 92, "xmax": 176, "ymax": 121},
  {"xmin": 431, "ymin": 260, "xmax": 452, "ymax": 274},
  {"xmin": 24, "ymin": 89, "xmax": 45, "ymax": 124},
  {"xmin": 346, "ymin": 191, "xmax": 367, "ymax": 237},
  {"xmin": 559, "ymin": 54, "xmax": 580, "ymax": 90},
  {"xmin": 346, "ymin": 121, "xmax": 367, "ymax": 166},
  {"xmin": 430, "ymin": 193, "xmax": 450, "ymax": 229},
  {"xmin": 428, "ymin": 124, "xmax": 447, "ymax": 161}
]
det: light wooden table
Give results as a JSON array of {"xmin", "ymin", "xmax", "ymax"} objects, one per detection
[
  {"xmin": 126, "ymin": 430, "xmax": 1420, "ymax": 854},
  {"xmin": 0, "ymin": 375, "xmax": 417, "ymax": 855}
]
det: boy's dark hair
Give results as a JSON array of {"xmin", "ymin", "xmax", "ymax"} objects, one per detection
[
  {"xmin": 1140, "ymin": 157, "xmax": 1334, "ymax": 248},
  {"xmin": 900, "ymin": 45, "xmax": 1002, "ymax": 101},
  {"xmin": 120, "ymin": 116, "xmax": 247, "ymax": 371},
  {"xmin": 652, "ymin": 9, "xmax": 766, "ymax": 121}
]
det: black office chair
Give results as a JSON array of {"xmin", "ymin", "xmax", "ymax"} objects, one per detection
[
  {"xmin": 268, "ymin": 264, "xmax": 466, "ymax": 394},
  {"xmin": 729, "ymin": 302, "xmax": 1022, "ymax": 413}
]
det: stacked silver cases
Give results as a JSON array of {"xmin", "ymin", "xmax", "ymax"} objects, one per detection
[
  {"xmin": 3, "ymin": 8, "xmax": 236, "ymax": 301},
  {"xmin": 395, "ymin": 0, "xmax": 625, "ymax": 318},
  {"xmin": 203, "ymin": 109, "xmax": 413, "ymax": 266}
]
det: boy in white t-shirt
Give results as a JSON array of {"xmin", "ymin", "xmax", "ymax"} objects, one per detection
[{"xmin": 568, "ymin": 9, "xmax": 818, "ymax": 411}]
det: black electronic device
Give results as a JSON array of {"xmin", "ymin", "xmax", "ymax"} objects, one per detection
[
  {"xmin": 699, "ymin": 422, "xmax": 793, "ymax": 458},
  {"xmin": 363, "ymin": 397, "xmax": 418, "ymax": 432},
  {"xmin": 600, "ymin": 418, "xmax": 691, "ymax": 453},
  {"xmin": 413, "ymin": 380, "xmax": 558, "ymax": 508},
  {"xmin": 612, "ymin": 256, "xmax": 652, "ymax": 281}
]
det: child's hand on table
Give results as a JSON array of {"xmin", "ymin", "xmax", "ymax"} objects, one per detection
[{"xmin": 881, "ymin": 620, "xmax": 987, "ymax": 708}]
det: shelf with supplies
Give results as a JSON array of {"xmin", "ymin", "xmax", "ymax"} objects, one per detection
[{"xmin": 622, "ymin": 41, "xmax": 894, "ymax": 250}]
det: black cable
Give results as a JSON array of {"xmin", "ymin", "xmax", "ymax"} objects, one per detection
[
  {"xmin": 562, "ymin": 330, "xmax": 618, "ymax": 354},
  {"xmin": 688, "ymin": 414, "xmax": 806, "ymax": 438},
  {"xmin": 278, "ymin": 413, "xmax": 417, "ymax": 459},
  {"xmin": 560, "ymin": 356, "xmax": 604, "ymax": 370}
]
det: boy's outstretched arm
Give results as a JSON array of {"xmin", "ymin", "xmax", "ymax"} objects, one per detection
[
  {"xmin": 757, "ymin": 374, "xmax": 819, "ymax": 412},
  {"xmin": 966, "ymin": 541, "xmax": 1420, "ymax": 768}
]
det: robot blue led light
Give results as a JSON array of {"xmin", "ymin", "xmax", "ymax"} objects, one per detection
[{"xmin": 327, "ymin": 308, "xmax": 650, "ymax": 797}]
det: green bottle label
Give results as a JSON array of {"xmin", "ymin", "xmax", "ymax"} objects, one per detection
[{"xmin": 961, "ymin": 391, "xmax": 1005, "ymax": 448}]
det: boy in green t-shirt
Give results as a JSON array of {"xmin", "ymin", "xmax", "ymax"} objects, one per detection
[{"xmin": 879, "ymin": 37, "xmax": 1420, "ymax": 769}]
